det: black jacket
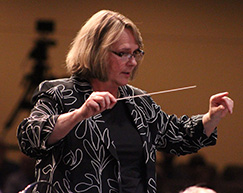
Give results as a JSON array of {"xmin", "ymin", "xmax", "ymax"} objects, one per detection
[{"xmin": 17, "ymin": 75, "xmax": 217, "ymax": 193}]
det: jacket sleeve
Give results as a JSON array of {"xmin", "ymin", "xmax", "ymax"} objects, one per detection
[
  {"xmin": 129, "ymin": 90, "xmax": 217, "ymax": 156},
  {"xmin": 17, "ymin": 81, "xmax": 63, "ymax": 158},
  {"xmin": 154, "ymin": 111, "xmax": 217, "ymax": 156},
  {"xmin": 121, "ymin": 85, "xmax": 217, "ymax": 156}
]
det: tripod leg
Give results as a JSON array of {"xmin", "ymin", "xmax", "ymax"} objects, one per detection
[{"xmin": 4, "ymin": 82, "xmax": 34, "ymax": 133}]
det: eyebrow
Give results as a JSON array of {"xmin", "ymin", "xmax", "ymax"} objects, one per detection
[{"xmin": 117, "ymin": 47, "xmax": 140, "ymax": 52}]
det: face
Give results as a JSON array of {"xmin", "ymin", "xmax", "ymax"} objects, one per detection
[{"xmin": 107, "ymin": 28, "xmax": 139, "ymax": 87}]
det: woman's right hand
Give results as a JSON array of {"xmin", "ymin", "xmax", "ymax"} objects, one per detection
[
  {"xmin": 78, "ymin": 91, "xmax": 117, "ymax": 119},
  {"xmin": 47, "ymin": 92, "xmax": 117, "ymax": 145}
]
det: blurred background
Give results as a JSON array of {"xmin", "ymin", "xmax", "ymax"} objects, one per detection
[{"xmin": 0, "ymin": 0, "xmax": 242, "ymax": 192}]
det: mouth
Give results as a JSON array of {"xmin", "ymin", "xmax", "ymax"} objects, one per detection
[
  {"xmin": 123, "ymin": 72, "xmax": 130, "ymax": 74},
  {"xmin": 121, "ymin": 72, "xmax": 131, "ymax": 77}
]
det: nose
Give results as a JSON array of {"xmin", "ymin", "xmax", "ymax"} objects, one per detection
[{"xmin": 127, "ymin": 56, "xmax": 137, "ymax": 66}]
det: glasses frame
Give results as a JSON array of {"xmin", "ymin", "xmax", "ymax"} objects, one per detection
[{"xmin": 111, "ymin": 49, "xmax": 145, "ymax": 62}]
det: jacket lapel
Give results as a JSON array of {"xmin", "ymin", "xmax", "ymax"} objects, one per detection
[
  {"xmin": 119, "ymin": 85, "xmax": 152, "ymax": 164},
  {"xmin": 73, "ymin": 76, "xmax": 119, "ymax": 161},
  {"xmin": 91, "ymin": 113, "xmax": 120, "ymax": 161}
]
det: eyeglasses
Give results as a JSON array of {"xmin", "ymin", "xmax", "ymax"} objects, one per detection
[{"xmin": 111, "ymin": 49, "xmax": 145, "ymax": 63}]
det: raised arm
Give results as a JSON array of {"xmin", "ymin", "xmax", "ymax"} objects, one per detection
[
  {"xmin": 17, "ymin": 88, "xmax": 117, "ymax": 158},
  {"xmin": 47, "ymin": 91, "xmax": 117, "ymax": 144}
]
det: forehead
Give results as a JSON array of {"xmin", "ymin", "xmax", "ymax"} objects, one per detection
[{"xmin": 111, "ymin": 29, "xmax": 138, "ymax": 51}]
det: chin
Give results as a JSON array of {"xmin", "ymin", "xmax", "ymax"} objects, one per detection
[{"xmin": 117, "ymin": 80, "xmax": 129, "ymax": 86}]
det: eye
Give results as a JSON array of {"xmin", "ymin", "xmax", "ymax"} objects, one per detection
[
  {"xmin": 116, "ymin": 52, "xmax": 125, "ymax": 57},
  {"xmin": 117, "ymin": 52, "xmax": 130, "ymax": 57}
]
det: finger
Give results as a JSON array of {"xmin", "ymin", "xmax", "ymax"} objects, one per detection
[
  {"xmin": 80, "ymin": 100, "xmax": 100, "ymax": 119},
  {"xmin": 105, "ymin": 92, "xmax": 117, "ymax": 109},
  {"xmin": 222, "ymin": 96, "xmax": 234, "ymax": 114},
  {"xmin": 86, "ymin": 99, "xmax": 102, "ymax": 112},
  {"xmin": 89, "ymin": 91, "xmax": 117, "ymax": 111},
  {"xmin": 210, "ymin": 92, "xmax": 229, "ymax": 102},
  {"xmin": 92, "ymin": 95, "xmax": 106, "ymax": 110},
  {"xmin": 95, "ymin": 92, "xmax": 117, "ymax": 108},
  {"xmin": 93, "ymin": 92, "xmax": 117, "ymax": 110}
]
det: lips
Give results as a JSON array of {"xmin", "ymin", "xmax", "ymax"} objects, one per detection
[{"xmin": 122, "ymin": 72, "xmax": 131, "ymax": 77}]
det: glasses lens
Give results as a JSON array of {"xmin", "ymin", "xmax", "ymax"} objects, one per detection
[
  {"xmin": 111, "ymin": 50, "xmax": 144, "ymax": 62},
  {"xmin": 134, "ymin": 50, "xmax": 144, "ymax": 61}
]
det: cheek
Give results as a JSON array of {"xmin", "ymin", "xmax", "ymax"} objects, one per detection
[
  {"xmin": 108, "ymin": 59, "xmax": 123, "ymax": 74},
  {"xmin": 130, "ymin": 65, "xmax": 139, "ymax": 80}
]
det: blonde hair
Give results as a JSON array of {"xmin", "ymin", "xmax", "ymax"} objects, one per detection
[{"xmin": 66, "ymin": 10, "xmax": 143, "ymax": 81}]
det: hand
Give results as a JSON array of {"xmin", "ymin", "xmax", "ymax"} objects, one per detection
[
  {"xmin": 48, "ymin": 92, "xmax": 117, "ymax": 145},
  {"xmin": 203, "ymin": 92, "xmax": 234, "ymax": 136},
  {"xmin": 79, "ymin": 91, "xmax": 117, "ymax": 119},
  {"xmin": 208, "ymin": 92, "xmax": 233, "ymax": 120}
]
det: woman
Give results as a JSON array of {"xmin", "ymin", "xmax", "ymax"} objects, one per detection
[{"xmin": 17, "ymin": 10, "xmax": 233, "ymax": 193}]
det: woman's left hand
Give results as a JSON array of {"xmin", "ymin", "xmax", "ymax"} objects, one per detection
[
  {"xmin": 203, "ymin": 92, "xmax": 234, "ymax": 136},
  {"xmin": 208, "ymin": 92, "xmax": 233, "ymax": 118}
]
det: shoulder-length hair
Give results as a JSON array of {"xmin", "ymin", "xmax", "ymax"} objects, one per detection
[{"xmin": 66, "ymin": 10, "xmax": 143, "ymax": 81}]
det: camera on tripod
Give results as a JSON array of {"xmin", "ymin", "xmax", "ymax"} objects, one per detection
[{"xmin": 30, "ymin": 20, "xmax": 56, "ymax": 61}]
